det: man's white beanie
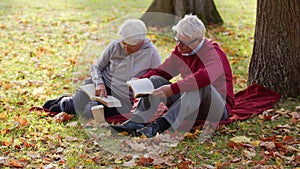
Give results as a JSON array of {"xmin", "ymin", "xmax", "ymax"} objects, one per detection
[{"xmin": 118, "ymin": 19, "xmax": 147, "ymax": 45}]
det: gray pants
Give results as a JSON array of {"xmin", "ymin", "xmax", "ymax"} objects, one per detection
[
  {"xmin": 60, "ymin": 78, "xmax": 133, "ymax": 119},
  {"xmin": 132, "ymin": 76, "xmax": 228, "ymax": 131}
]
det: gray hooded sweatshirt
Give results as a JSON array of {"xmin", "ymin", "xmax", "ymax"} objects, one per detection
[{"xmin": 90, "ymin": 38, "xmax": 161, "ymax": 98}]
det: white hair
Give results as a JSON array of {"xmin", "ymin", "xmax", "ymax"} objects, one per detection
[
  {"xmin": 172, "ymin": 15, "xmax": 206, "ymax": 39},
  {"xmin": 118, "ymin": 19, "xmax": 147, "ymax": 45}
]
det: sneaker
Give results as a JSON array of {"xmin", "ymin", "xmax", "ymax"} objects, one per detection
[
  {"xmin": 42, "ymin": 94, "xmax": 69, "ymax": 109},
  {"xmin": 136, "ymin": 121, "xmax": 162, "ymax": 138},
  {"xmin": 49, "ymin": 104, "xmax": 62, "ymax": 113},
  {"xmin": 108, "ymin": 120, "xmax": 146, "ymax": 135}
]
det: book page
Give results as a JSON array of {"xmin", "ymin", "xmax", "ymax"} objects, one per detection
[
  {"xmin": 92, "ymin": 96, "xmax": 122, "ymax": 107},
  {"xmin": 79, "ymin": 83, "xmax": 95, "ymax": 99},
  {"xmin": 79, "ymin": 83, "xmax": 121, "ymax": 107},
  {"xmin": 127, "ymin": 78, "xmax": 154, "ymax": 98}
]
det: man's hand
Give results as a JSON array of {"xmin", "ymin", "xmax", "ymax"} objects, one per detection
[
  {"xmin": 151, "ymin": 85, "xmax": 173, "ymax": 98},
  {"xmin": 95, "ymin": 84, "xmax": 107, "ymax": 98}
]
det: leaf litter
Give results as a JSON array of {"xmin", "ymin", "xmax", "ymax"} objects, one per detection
[{"xmin": 0, "ymin": 0, "xmax": 299, "ymax": 168}]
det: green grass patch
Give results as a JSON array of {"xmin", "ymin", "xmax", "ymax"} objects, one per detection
[{"xmin": 0, "ymin": 0, "xmax": 299, "ymax": 168}]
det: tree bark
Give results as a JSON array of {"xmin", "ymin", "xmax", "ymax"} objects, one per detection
[
  {"xmin": 248, "ymin": 0, "xmax": 300, "ymax": 98},
  {"xmin": 140, "ymin": 0, "xmax": 223, "ymax": 27}
]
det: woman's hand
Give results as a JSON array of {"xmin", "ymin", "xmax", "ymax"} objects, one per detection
[
  {"xmin": 95, "ymin": 84, "xmax": 107, "ymax": 98},
  {"xmin": 151, "ymin": 85, "xmax": 173, "ymax": 98}
]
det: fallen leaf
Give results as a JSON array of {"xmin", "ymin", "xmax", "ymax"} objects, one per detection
[
  {"xmin": 184, "ymin": 132, "xmax": 196, "ymax": 139},
  {"xmin": 8, "ymin": 160, "xmax": 23, "ymax": 168},
  {"xmin": 243, "ymin": 149, "xmax": 257, "ymax": 159},
  {"xmin": 19, "ymin": 117, "xmax": 29, "ymax": 127},
  {"xmin": 0, "ymin": 157, "xmax": 8, "ymax": 165},
  {"xmin": 118, "ymin": 131, "xmax": 129, "ymax": 136},
  {"xmin": 1, "ymin": 128, "xmax": 11, "ymax": 135},
  {"xmin": 43, "ymin": 164, "xmax": 56, "ymax": 169},
  {"xmin": 250, "ymin": 140, "xmax": 261, "ymax": 146},
  {"xmin": 275, "ymin": 124, "xmax": 290, "ymax": 129},
  {"xmin": 227, "ymin": 142, "xmax": 240, "ymax": 150},
  {"xmin": 274, "ymin": 142, "xmax": 286, "ymax": 152},
  {"xmin": 32, "ymin": 87, "xmax": 46, "ymax": 97},
  {"xmin": 283, "ymin": 135, "xmax": 295, "ymax": 143},
  {"xmin": 220, "ymin": 161, "xmax": 231, "ymax": 168},
  {"xmin": 295, "ymin": 105, "xmax": 300, "ymax": 111},
  {"xmin": 177, "ymin": 158, "xmax": 193, "ymax": 169},
  {"xmin": 295, "ymin": 154, "xmax": 300, "ymax": 163},
  {"xmin": 1, "ymin": 141, "xmax": 11, "ymax": 147},
  {"xmin": 58, "ymin": 159, "xmax": 66, "ymax": 165},
  {"xmin": 260, "ymin": 141, "xmax": 276, "ymax": 150},
  {"xmin": 275, "ymin": 109, "xmax": 288, "ymax": 116},
  {"xmin": 254, "ymin": 157, "xmax": 267, "ymax": 165},
  {"xmin": 0, "ymin": 111, "xmax": 7, "ymax": 119},
  {"xmin": 14, "ymin": 114, "xmax": 30, "ymax": 127},
  {"xmin": 123, "ymin": 158, "xmax": 136, "ymax": 167},
  {"xmin": 136, "ymin": 157, "xmax": 154, "ymax": 166},
  {"xmin": 286, "ymin": 145, "xmax": 299, "ymax": 152},
  {"xmin": 230, "ymin": 136, "xmax": 251, "ymax": 143},
  {"xmin": 21, "ymin": 139, "xmax": 32, "ymax": 148},
  {"xmin": 163, "ymin": 156, "xmax": 175, "ymax": 167},
  {"xmin": 261, "ymin": 136, "xmax": 277, "ymax": 142},
  {"xmin": 201, "ymin": 164, "xmax": 215, "ymax": 169},
  {"xmin": 289, "ymin": 112, "xmax": 299, "ymax": 119},
  {"xmin": 126, "ymin": 141, "xmax": 146, "ymax": 152},
  {"xmin": 65, "ymin": 121, "xmax": 78, "ymax": 127},
  {"xmin": 53, "ymin": 112, "xmax": 74, "ymax": 122},
  {"xmin": 215, "ymin": 160, "xmax": 222, "ymax": 168},
  {"xmin": 230, "ymin": 157, "xmax": 242, "ymax": 163}
]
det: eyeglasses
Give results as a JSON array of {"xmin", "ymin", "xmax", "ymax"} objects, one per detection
[{"xmin": 174, "ymin": 36, "xmax": 199, "ymax": 46}]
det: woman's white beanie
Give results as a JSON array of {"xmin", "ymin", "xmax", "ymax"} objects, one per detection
[{"xmin": 118, "ymin": 19, "xmax": 147, "ymax": 45}]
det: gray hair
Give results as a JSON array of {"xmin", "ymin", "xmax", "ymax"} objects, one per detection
[
  {"xmin": 118, "ymin": 19, "xmax": 147, "ymax": 45},
  {"xmin": 172, "ymin": 15, "xmax": 206, "ymax": 39}
]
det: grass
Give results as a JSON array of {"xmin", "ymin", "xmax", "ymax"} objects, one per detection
[{"xmin": 0, "ymin": 0, "xmax": 299, "ymax": 168}]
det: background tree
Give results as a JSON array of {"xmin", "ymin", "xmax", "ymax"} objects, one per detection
[
  {"xmin": 140, "ymin": 0, "xmax": 223, "ymax": 27},
  {"xmin": 248, "ymin": 0, "xmax": 300, "ymax": 98}
]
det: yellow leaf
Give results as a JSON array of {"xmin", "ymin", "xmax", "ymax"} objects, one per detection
[
  {"xmin": 250, "ymin": 140, "xmax": 261, "ymax": 146},
  {"xmin": 0, "ymin": 111, "xmax": 7, "ymax": 119},
  {"xmin": 118, "ymin": 131, "xmax": 129, "ymax": 136},
  {"xmin": 114, "ymin": 159, "xmax": 123, "ymax": 164},
  {"xmin": 275, "ymin": 157, "xmax": 282, "ymax": 165},
  {"xmin": 1, "ymin": 128, "xmax": 11, "ymax": 135},
  {"xmin": 184, "ymin": 132, "xmax": 195, "ymax": 139},
  {"xmin": 141, "ymin": 133, "xmax": 147, "ymax": 139},
  {"xmin": 193, "ymin": 129, "xmax": 201, "ymax": 135},
  {"xmin": 215, "ymin": 160, "xmax": 222, "ymax": 168},
  {"xmin": 230, "ymin": 136, "xmax": 251, "ymax": 143}
]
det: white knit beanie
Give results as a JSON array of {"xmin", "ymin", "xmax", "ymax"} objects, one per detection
[{"xmin": 118, "ymin": 19, "xmax": 147, "ymax": 45}]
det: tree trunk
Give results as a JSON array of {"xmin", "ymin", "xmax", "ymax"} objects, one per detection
[
  {"xmin": 248, "ymin": 0, "xmax": 300, "ymax": 98},
  {"xmin": 140, "ymin": 0, "xmax": 223, "ymax": 27}
]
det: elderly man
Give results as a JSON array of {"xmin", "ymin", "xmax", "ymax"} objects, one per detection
[
  {"xmin": 43, "ymin": 19, "xmax": 161, "ymax": 118},
  {"xmin": 110, "ymin": 15, "xmax": 234, "ymax": 137}
]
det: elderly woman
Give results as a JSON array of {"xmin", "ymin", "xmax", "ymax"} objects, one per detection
[
  {"xmin": 43, "ymin": 19, "xmax": 161, "ymax": 118},
  {"xmin": 110, "ymin": 15, "xmax": 235, "ymax": 137}
]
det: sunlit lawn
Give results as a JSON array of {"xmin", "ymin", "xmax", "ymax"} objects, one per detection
[{"xmin": 0, "ymin": 0, "xmax": 299, "ymax": 168}]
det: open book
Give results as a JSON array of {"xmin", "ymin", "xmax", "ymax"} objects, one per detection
[
  {"xmin": 127, "ymin": 78, "xmax": 154, "ymax": 98},
  {"xmin": 79, "ymin": 84, "xmax": 122, "ymax": 107}
]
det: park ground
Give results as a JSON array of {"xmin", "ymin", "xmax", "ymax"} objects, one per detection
[{"xmin": 0, "ymin": 0, "xmax": 299, "ymax": 168}]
